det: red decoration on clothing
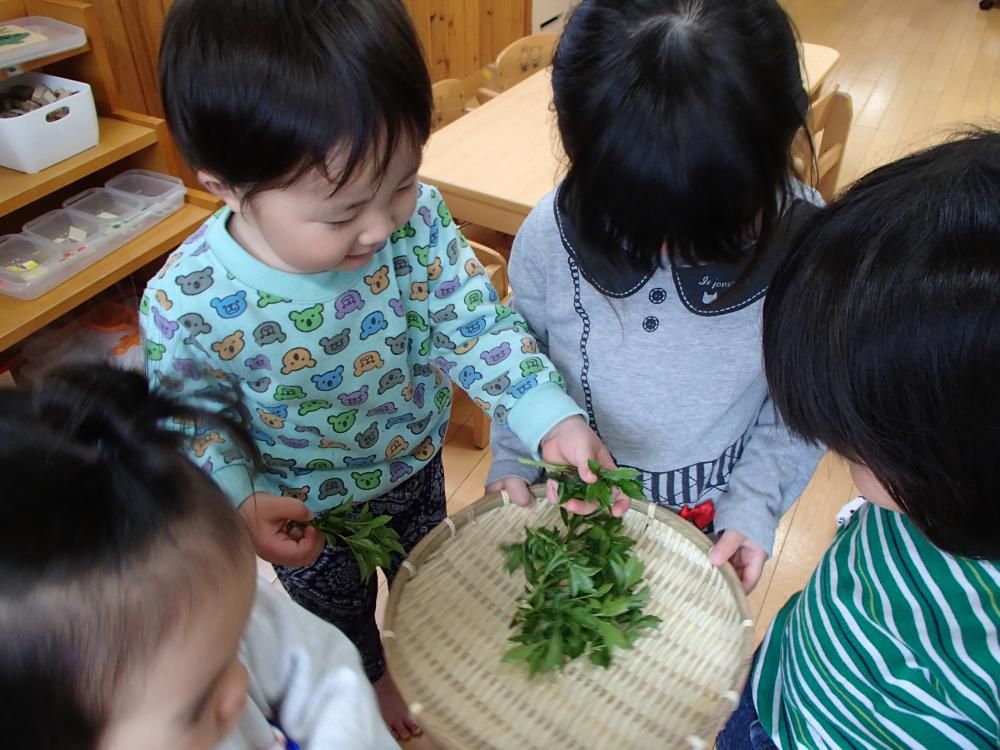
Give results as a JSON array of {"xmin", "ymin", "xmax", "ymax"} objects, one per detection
[{"xmin": 680, "ymin": 499, "xmax": 715, "ymax": 530}]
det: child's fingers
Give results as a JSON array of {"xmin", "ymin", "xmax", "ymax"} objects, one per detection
[
  {"xmin": 737, "ymin": 548, "xmax": 767, "ymax": 593},
  {"xmin": 563, "ymin": 498, "xmax": 600, "ymax": 515},
  {"xmin": 487, "ymin": 478, "xmax": 533, "ymax": 506},
  {"xmin": 611, "ymin": 496, "xmax": 630, "ymax": 517},
  {"xmin": 505, "ymin": 481, "xmax": 534, "ymax": 507},
  {"xmin": 595, "ymin": 444, "xmax": 618, "ymax": 471},
  {"xmin": 255, "ymin": 535, "xmax": 307, "ymax": 567},
  {"xmin": 403, "ymin": 715, "xmax": 423, "ymax": 737},
  {"xmin": 296, "ymin": 526, "xmax": 326, "ymax": 566},
  {"xmin": 575, "ymin": 440, "xmax": 616, "ymax": 484},
  {"xmin": 545, "ymin": 478, "xmax": 559, "ymax": 504},
  {"xmin": 274, "ymin": 496, "xmax": 315, "ymax": 523},
  {"xmin": 708, "ymin": 529, "xmax": 746, "ymax": 567},
  {"xmin": 269, "ymin": 531, "xmax": 324, "ymax": 568},
  {"xmin": 577, "ymin": 460, "xmax": 598, "ymax": 483}
]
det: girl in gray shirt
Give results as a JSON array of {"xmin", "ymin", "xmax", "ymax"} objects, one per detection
[{"xmin": 486, "ymin": 0, "xmax": 825, "ymax": 592}]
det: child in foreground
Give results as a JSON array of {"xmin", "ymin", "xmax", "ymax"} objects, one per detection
[
  {"xmin": 0, "ymin": 365, "xmax": 398, "ymax": 750},
  {"xmin": 148, "ymin": 0, "xmax": 612, "ymax": 738},
  {"xmin": 717, "ymin": 133, "xmax": 1000, "ymax": 749},
  {"xmin": 486, "ymin": 0, "xmax": 825, "ymax": 592}
]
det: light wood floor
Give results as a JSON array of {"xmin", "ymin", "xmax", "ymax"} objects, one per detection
[{"xmin": 789, "ymin": 0, "xmax": 1000, "ymax": 191}]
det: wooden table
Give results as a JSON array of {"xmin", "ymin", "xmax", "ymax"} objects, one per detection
[{"xmin": 420, "ymin": 43, "xmax": 840, "ymax": 235}]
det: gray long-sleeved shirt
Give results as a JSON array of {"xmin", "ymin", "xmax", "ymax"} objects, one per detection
[{"xmin": 487, "ymin": 186, "xmax": 825, "ymax": 554}]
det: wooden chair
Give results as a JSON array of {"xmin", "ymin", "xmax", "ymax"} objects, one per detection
[
  {"xmin": 792, "ymin": 87, "xmax": 853, "ymax": 202},
  {"xmin": 464, "ymin": 240, "xmax": 510, "ymax": 449},
  {"xmin": 432, "ymin": 78, "xmax": 467, "ymax": 132},
  {"xmin": 468, "ymin": 240, "xmax": 510, "ymax": 300},
  {"xmin": 477, "ymin": 33, "xmax": 559, "ymax": 103}
]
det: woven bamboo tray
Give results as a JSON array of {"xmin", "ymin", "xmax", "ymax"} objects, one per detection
[{"xmin": 383, "ymin": 487, "xmax": 754, "ymax": 750}]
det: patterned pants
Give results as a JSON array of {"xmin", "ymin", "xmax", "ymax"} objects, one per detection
[{"xmin": 276, "ymin": 452, "xmax": 447, "ymax": 682}]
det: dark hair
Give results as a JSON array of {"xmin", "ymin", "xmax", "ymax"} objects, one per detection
[
  {"xmin": 160, "ymin": 0, "xmax": 432, "ymax": 198},
  {"xmin": 763, "ymin": 131, "xmax": 1000, "ymax": 559},
  {"xmin": 553, "ymin": 0, "xmax": 808, "ymax": 272},
  {"xmin": 0, "ymin": 365, "xmax": 257, "ymax": 748}
]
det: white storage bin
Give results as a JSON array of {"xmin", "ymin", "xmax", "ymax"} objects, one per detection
[
  {"xmin": 0, "ymin": 17, "xmax": 87, "ymax": 69},
  {"xmin": 23, "ymin": 209, "xmax": 117, "ymax": 261},
  {"xmin": 106, "ymin": 169, "xmax": 186, "ymax": 217},
  {"xmin": 0, "ymin": 71, "xmax": 98, "ymax": 174},
  {"xmin": 0, "ymin": 233, "xmax": 78, "ymax": 300},
  {"xmin": 63, "ymin": 187, "xmax": 149, "ymax": 234}
]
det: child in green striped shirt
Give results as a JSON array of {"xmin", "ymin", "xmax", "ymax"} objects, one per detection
[{"xmin": 717, "ymin": 132, "xmax": 1000, "ymax": 749}]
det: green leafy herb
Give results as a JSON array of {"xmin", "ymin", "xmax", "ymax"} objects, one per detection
[
  {"xmin": 311, "ymin": 501, "xmax": 405, "ymax": 583},
  {"xmin": 501, "ymin": 460, "xmax": 661, "ymax": 676}
]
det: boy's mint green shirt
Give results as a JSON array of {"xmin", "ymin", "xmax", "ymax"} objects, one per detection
[{"xmin": 141, "ymin": 185, "xmax": 583, "ymax": 510}]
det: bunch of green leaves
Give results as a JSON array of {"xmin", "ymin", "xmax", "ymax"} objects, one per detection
[
  {"xmin": 527, "ymin": 459, "xmax": 646, "ymax": 511},
  {"xmin": 500, "ymin": 460, "xmax": 660, "ymax": 676},
  {"xmin": 311, "ymin": 500, "xmax": 405, "ymax": 583}
]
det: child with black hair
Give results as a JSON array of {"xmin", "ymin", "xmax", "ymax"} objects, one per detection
[
  {"xmin": 716, "ymin": 132, "xmax": 1000, "ymax": 749},
  {"xmin": 487, "ymin": 0, "xmax": 825, "ymax": 591},
  {"xmin": 145, "ymin": 0, "xmax": 613, "ymax": 738},
  {"xmin": 0, "ymin": 364, "xmax": 397, "ymax": 750}
]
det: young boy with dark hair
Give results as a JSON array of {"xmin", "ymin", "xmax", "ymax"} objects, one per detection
[
  {"xmin": 148, "ymin": 0, "xmax": 613, "ymax": 738},
  {"xmin": 717, "ymin": 132, "xmax": 1000, "ymax": 749}
]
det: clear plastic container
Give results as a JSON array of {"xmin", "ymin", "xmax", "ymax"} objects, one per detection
[
  {"xmin": 0, "ymin": 234, "xmax": 70, "ymax": 300},
  {"xmin": 106, "ymin": 169, "xmax": 186, "ymax": 218},
  {"xmin": 17, "ymin": 300, "xmax": 142, "ymax": 382},
  {"xmin": 23, "ymin": 209, "xmax": 116, "ymax": 260},
  {"xmin": 0, "ymin": 17, "xmax": 87, "ymax": 69},
  {"xmin": 62, "ymin": 188, "xmax": 149, "ymax": 234}
]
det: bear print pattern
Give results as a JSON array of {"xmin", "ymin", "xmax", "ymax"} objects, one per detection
[{"xmin": 141, "ymin": 187, "xmax": 563, "ymax": 509}]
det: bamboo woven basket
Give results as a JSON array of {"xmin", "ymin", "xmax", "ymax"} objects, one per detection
[{"xmin": 383, "ymin": 487, "xmax": 754, "ymax": 750}]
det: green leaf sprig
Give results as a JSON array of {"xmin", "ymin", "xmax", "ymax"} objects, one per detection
[
  {"xmin": 501, "ymin": 460, "xmax": 661, "ymax": 676},
  {"xmin": 311, "ymin": 501, "xmax": 405, "ymax": 583}
]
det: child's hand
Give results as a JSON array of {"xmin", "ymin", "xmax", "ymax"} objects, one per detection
[
  {"xmin": 708, "ymin": 530, "xmax": 768, "ymax": 593},
  {"xmin": 238, "ymin": 492, "xmax": 326, "ymax": 568},
  {"xmin": 539, "ymin": 416, "xmax": 629, "ymax": 517},
  {"xmin": 485, "ymin": 476, "xmax": 534, "ymax": 506}
]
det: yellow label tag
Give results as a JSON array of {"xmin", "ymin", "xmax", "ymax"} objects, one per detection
[{"xmin": 4, "ymin": 259, "xmax": 39, "ymax": 273}]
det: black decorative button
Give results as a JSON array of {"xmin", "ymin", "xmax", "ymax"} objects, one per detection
[
  {"xmin": 642, "ymin": 316, "xmax": 659, "ymax": 332},
  {"xmin": 649, "ymin": 287, "xmax": 667, "ymax": 304}
]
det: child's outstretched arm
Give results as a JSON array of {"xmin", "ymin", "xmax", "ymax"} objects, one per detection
[
  {"xmin": 481, "ymin": 207, "xmax": 561, "ymax": 497},
  {"xmin": 219, "ymin": 579, "xmax": 398, "ymax": 750},
  {"xmin": 140, "ymin": 274, "xmax": 323, "ymax": 567},
  {"xmin": 419, "ymin": 190, "xmax": 614, "ymax": 498},
  {"xmin": 708, "ymin": 397, "xmax": 824, "ymax": 591}
]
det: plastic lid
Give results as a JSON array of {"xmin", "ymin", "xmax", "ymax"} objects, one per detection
[
  {"xmin": 0, "ymin": 17, "xmax": 87, "ymax": 69},
  {"xmin": 63, "ymin": 188, "xmax": 145, "ymax": 225},
  {"xmin": 106, "ymin": 169, "xmax": 184, "ymax": 198}
]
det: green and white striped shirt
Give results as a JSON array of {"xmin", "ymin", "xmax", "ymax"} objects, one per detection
[{"xmin": 753, "ymin": 503, "xmax": 1000, "ymax": 749}]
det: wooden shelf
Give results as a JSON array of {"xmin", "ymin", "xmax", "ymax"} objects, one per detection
[
  {"xmin": 0, "ymin": 116, "xmax": 157, "ymax": 218},
  {"xmin": 0, "ymin": 192, "xmax": 215, "ymax": 350},
  {"xmin": 0, "ymin": 42, "xmax": 91, "ymax": 79}
]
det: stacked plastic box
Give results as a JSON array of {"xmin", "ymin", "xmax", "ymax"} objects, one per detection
[{"xmin": 0, "ymin": 169, "xmax": 186, "ymax": 300}]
